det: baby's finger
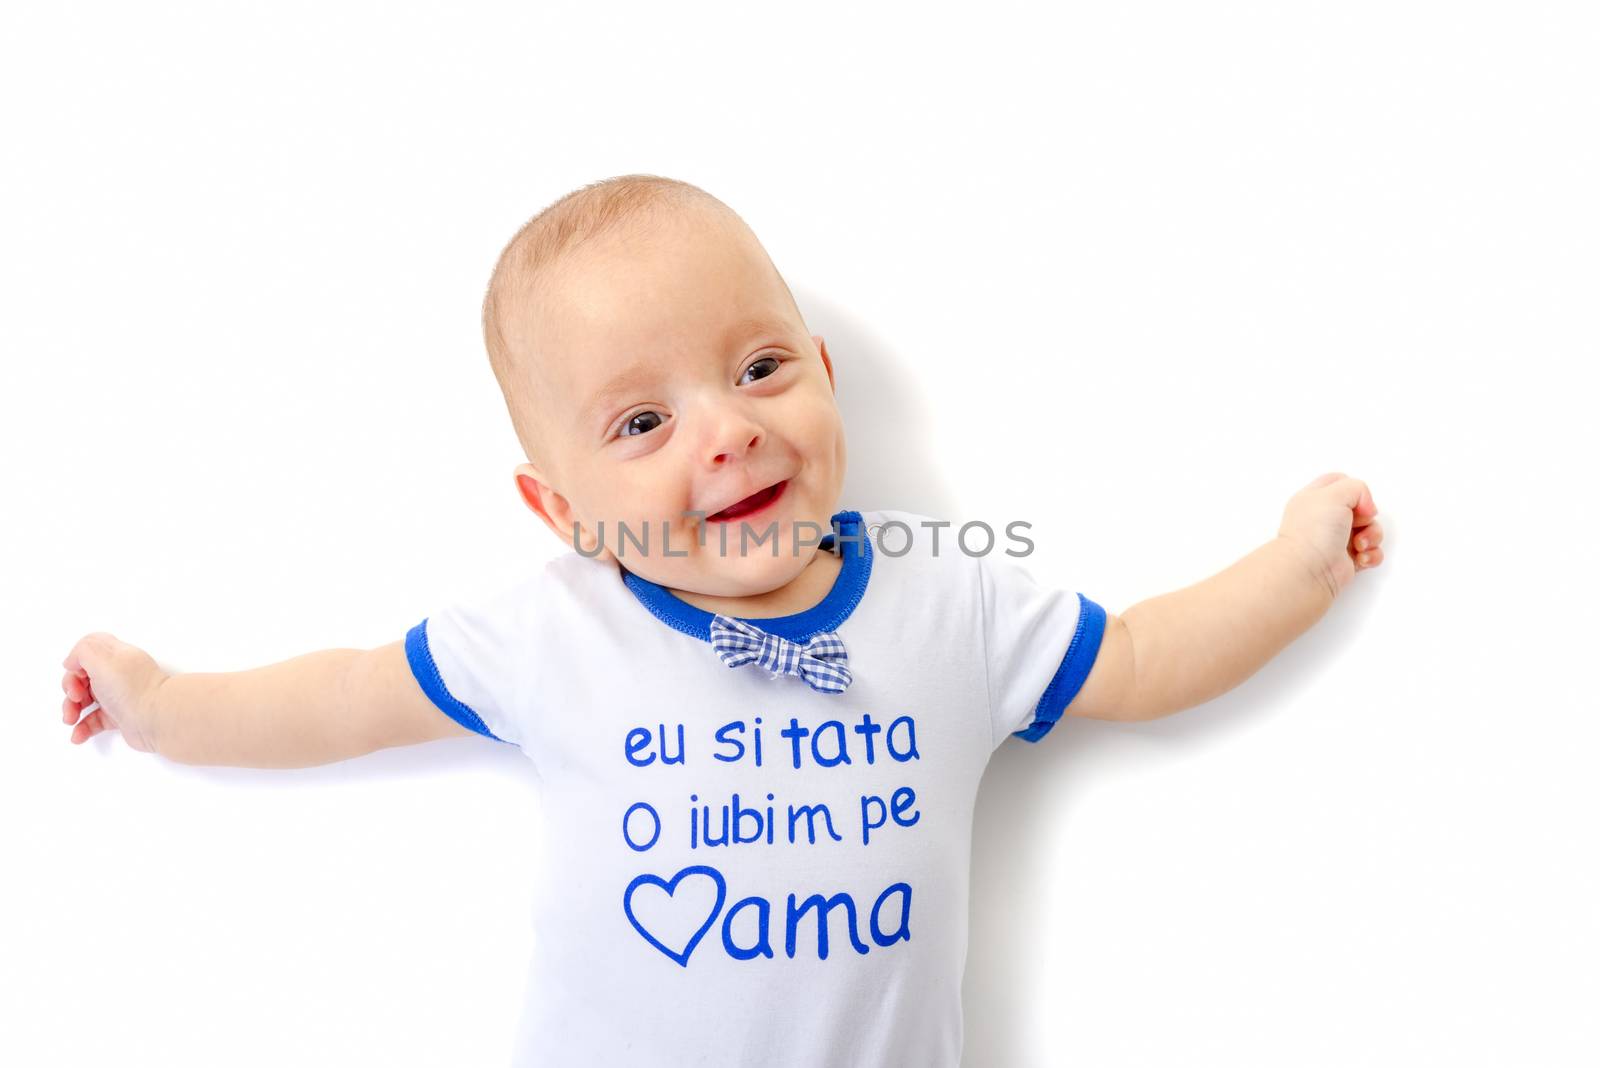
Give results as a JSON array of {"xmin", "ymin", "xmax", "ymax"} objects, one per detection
[
  {"xmin": 1354, "ymin": 482, "xmax": 1378, "ymax": 519},
  {"xmin": 62, "ymin": 695, "xmax": 82, "ymax": 725},
  {"xmin": 1352, "ymin": 521, "xmax": 1383, "ymax": 552},
  {"xmin": 62, "ymin": 671, "xmax": 89, "ymax": 703},
  {"xmin": 71, "ymin": 707, "xmax": 110, "ymax": 744},
  {"xmin": 1354, "ymin": 546, "xmax": 1385, "ymax": 569}
]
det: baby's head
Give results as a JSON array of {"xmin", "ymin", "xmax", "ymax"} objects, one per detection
[{"xmin": 482, "ymin": 175, "xmax": 847, "ymax": 599}]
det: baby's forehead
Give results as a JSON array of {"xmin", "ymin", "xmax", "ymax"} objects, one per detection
[
  {"xmin": 545, "ymin": 225, "xmax": 774, "ymax": 329},
  {"xmin": 532, "ymin": 251, "xmax": 798, "ymax": 386}
]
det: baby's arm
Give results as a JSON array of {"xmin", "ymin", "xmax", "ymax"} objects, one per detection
[
  {"xmin": 1063, "ymin": 472, "xmax": 1385, "ymax": 723},
  {"xmin": 60, "ymin": 634, "xmax": 474, "ymax": 768}
]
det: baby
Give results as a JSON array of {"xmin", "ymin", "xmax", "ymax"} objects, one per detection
[{"xmin": 59, "ymin": 174, "xmax": 1385, "ymax": 1066}]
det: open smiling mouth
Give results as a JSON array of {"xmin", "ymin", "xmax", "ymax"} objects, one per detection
[{"xmin": 707, "ymin": 480, "xmax": 788, "ymax": 522}]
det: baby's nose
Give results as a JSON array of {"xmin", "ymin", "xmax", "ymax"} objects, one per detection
[{"xmin": 711, "ymin": 431, "xmax": 762, "ymax": 465}]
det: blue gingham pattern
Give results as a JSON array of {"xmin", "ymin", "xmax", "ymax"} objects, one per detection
[{"xmin": 708, "ymin": 614, "xmax": 853, "ymax": 694}]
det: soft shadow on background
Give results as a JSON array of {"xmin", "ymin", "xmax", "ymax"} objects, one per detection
[{"xmin": 800, "ymin": 290, "xmax": 961, "ymax": 521}]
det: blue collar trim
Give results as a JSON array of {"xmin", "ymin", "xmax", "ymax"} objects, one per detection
[{"xmin": 619, "ymin": 509, "xmax": 872, "ymax": 644}]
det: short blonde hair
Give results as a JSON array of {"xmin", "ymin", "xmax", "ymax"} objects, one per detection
[{"xmin": 482, "ymin": 174, "xmax": 797, "ymax": 467}]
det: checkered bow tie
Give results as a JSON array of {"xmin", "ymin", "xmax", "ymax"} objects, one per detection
[{"xmin": 708, "ymin": 614, "xmax": 852, "ymax": 695}]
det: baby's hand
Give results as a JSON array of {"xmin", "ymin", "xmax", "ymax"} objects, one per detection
[
  {"xmin": 1276, "ymin": 472, "xmax": 1385, "ymax": 598},
  {"xmin": 61, "ymin": 633, "xmax": 169, "ymax": 753}
]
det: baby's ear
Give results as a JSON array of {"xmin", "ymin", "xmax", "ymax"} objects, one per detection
[
  {"xmin": 513, "ymin": 463, "xmax": 562, "ymax": 530},
  {"xmin": 814, "ymin": 335, "xmax": 836, "ymax": 393},
  {"xmin": 513, "ymin": 465, "xmax": 610, "ymax": 561}
]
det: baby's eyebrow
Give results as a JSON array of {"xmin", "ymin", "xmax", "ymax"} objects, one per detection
[
  {"xmin": 581, "ymin": 362, "xmax": 661, "ymax": 429},
  {"xmin": 722, "ymin": 316, "xmax": 793, "ymax": 346}
]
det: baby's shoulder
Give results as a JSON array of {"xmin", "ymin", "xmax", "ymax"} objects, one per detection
[
  {"xmin": 542, "ymin": 548, "xmax": 623, "ymax": 592},
  {"xmin": 433, "ymin": 550, "xmax": 622, "ymax": 635}
]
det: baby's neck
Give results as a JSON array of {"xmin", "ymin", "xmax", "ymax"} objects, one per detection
[{"xmin": 670, "ymin": 548, "xmax": 843, "ymax": 620}]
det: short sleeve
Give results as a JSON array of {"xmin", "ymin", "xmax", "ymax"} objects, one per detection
[
  {"xmin": 404, "ymin": 574, "xmax": 541, "ymax": 749},
  {"xmin": 977, "ymin": 553, "xmax": 1108, "ymax": 747}
]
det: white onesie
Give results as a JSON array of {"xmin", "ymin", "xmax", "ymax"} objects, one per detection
[{"xmin": 406, "ymin": 508, "xmax": 1106, "ymax": 1067}]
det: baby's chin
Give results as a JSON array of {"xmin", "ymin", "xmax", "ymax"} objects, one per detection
[{"xmin": 656, "ymin": 548, "xmax": 816, "ymax": 600}]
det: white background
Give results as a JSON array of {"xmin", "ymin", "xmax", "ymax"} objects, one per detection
[{"xmin": 4, "ymin": 2, "xmax": 1596, "ymax": 1065}]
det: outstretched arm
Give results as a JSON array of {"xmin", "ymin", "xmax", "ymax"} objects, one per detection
[
  {"xmin": 60, "ymin": 635, "xmax": 473, "ymax": 768},
  {"xmin": 1063, "ymin": 472, "xmax": 1385, "ymax": 723}
]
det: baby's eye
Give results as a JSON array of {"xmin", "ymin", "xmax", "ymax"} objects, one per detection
[
  {"xmin": 739, "ymin": 356, "xmax": 781, "ymax": 385},
  {"xmin": 620, "ymin": 410, "xmax": 665, "ymax": 437}
]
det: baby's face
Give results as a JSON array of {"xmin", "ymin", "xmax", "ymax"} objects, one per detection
[{"xmin": 513, "ymin": 210, "xmax": 847, "ymax": 599}]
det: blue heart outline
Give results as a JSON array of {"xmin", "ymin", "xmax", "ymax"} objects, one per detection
[{"xmin": 623, "ymin": 864, "xmax": 727, "ymax": 967}]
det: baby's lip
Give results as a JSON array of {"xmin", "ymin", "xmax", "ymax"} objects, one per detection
[{"xmin": 705, "ymin": 479, "xmax": 788, "ymax": 522}]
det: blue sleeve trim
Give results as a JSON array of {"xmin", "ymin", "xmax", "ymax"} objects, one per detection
[
  {"xmin": 1013, "ymin": 593, "xmax": 1108, "ymax": 743},
  {"xmin": 404, "ymin": 620, "xmax": 511, "ymax": 744}
]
